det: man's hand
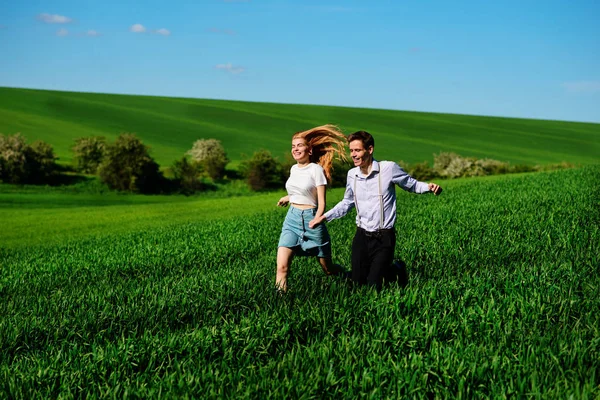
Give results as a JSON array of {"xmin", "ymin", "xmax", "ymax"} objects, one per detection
[
  {"xmin": 428, "ymin": 183, "xmax": 443, "ymax": 195},
  {"xmin": 277, "ymin": 196, "xmax": 289, "ymax": 207},
  {"xmin": 309, "ymin": 215, "xmax": 326, "ymax": 228}
]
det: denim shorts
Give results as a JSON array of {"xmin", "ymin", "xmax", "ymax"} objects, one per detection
[{"xmin": 278, "ymin": 206, "xmax": 331, "ymax": 258}]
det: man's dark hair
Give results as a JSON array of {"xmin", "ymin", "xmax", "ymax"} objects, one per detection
[{"xmin": 347, "ymin": 131, "xmax": 374, "ymax": 149}]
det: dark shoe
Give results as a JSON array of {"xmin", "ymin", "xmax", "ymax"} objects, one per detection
[
  {"xmin": 385, "ymin": 260, "xmax": 409, "ymax": 288},
  {"xmin": 324, "ymin": 263, "xmax": 346, "ymax": 276},
  {"xmin": 393, "ymin": 260, "xmax": 409, "ymax": 287},
  {"xmin": 330, "ymin": 270, "xmax": 351, "ymax": 280}
]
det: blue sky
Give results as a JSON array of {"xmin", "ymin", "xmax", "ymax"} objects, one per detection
[{"xmin": 1, "ymin": 0, "xmax": 599, "ymax": 123}]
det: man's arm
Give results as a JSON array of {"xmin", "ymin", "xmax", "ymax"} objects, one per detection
[
  {"xmin": 309, "ymin": 174, "xmax": 355, "ymax": 227},
  {"xmin": 390, "ymin": 162, "xmax": 441, "ymax": 194}
]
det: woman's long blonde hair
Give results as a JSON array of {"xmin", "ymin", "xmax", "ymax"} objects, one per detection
[{"xmin": 293, "ymin": 124, "xmax": 348, "ymax": 181}]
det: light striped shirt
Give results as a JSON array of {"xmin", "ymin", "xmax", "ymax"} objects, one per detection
[{"xmin": 324, "ymin": 160, "xmax": 431, "ymax": 232}]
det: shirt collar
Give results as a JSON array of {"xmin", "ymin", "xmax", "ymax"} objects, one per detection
[
  {"xmin": 371, "ymin": 160, "xmax": 380, "ymax": 173},
  {"xmin": 356, "ymin": 159, "xmax": 380, "ymax": 178}
]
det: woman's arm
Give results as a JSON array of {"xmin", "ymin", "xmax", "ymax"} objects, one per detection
[
  {"xmin": 309, "ymin": 185, "xmax": 327, "ymax": 228},
  {"xmin": 277, "ymin": 195, "xmax": 290, "ymax": 207},
  {"xmin": 309, "ymin": 172, "xmax": 355, "ymax": 228},
  {"xmin": 314, "ymin": 185, "xmax": 326, "ymax": 219}
]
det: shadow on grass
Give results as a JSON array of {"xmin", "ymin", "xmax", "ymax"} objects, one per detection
[{"xmin": 46, "ymin": 173, "xmax": 91, "ymax": 186}]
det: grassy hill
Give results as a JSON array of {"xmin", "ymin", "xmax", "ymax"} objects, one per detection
[{"xmin": 0, "ymin": 87, "xmax": 598, "ymax": 168}]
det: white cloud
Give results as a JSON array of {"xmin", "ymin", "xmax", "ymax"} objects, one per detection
[
  {"xmin": 38, "ymin": 13, "xmax": 72, "ymax": 24},
  {"xmin": 222, "ymin": 0, "xmax": 250, "ymax": 2},
  {"xmin": 562, "ymin": 81, "xmax": 600, "ymax": 94},
  {"xmin": 130, "ymin": 24, "xmax": 170, "ymax": 36},
  {"xmin": 155, "ymin": 28, "xmax": 171, "ymax": 36},
  {"xmin": 130, "ymin": 23, "xmax": 146, "ymax": 33},
  {"xmin": 215, "ymin": 63, "xmax": 245, "ymax": 74},
  {"xmin": 85, "ymin": 30, "xmax": 100, "ymax": 37},
  {"xmin": 56, "ymin": 28, "xmax": 69, "ymax": 36}
]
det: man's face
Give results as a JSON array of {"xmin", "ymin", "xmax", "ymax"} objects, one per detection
[{"xmin": 349, "ymin": 140, "xmax": 373, "ymax": 169}]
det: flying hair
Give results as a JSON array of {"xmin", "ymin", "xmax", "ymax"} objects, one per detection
[{"xmin": 292, "ymin": 124, "xmax": 349, "ymax": 181}]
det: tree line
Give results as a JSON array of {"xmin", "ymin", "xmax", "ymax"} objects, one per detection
[
  {"xmin": 0, "ymin": 132, "xmax": 572, "ymax": 194},
  {"xmin": 0, "ymin": 133, "xmax": 350, "ymax": 194}
]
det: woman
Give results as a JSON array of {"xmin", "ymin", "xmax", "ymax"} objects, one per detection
[{"xmin": 276, "ymin": 124, "xmax": 348, "ymax": 292}]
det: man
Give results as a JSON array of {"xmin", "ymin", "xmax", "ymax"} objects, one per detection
[{"xmin": 310, "ymin": 131, "xmax": 442, "ymax": 290}]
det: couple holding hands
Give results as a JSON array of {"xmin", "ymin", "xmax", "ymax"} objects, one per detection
[{"xmin": 276, "ymin": 125, "xmax": 443, "ymax": 292}]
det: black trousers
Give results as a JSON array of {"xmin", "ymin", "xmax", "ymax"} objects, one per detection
[{"xmin": 351, "ymin": 227, "xmax": 396, "ymax": 291}]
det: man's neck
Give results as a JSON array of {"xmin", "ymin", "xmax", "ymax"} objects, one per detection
[{"xmin": 359, "ymin": 160, "xmax": 373, "ymax": 176}]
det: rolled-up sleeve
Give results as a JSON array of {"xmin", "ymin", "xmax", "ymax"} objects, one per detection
[
  {"xmin": 324, "ymin": 174, "xmax": 355, "ymax": 221},
  {"xmin": 391, "ymin": 163, "xmax": 430, "ymax": 194}
]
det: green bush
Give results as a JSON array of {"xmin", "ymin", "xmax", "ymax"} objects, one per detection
[
  {"xmin": 239, "ymin": 149, "xmax": 284, "ymax": 191},
  {"xmin": 407, "ymin": 161, "xmax": 439, "ymax": 181},
  {"xmin": 396, "ymin": 152, "xmax": 570, "ymax": 181},
  {"xmin": 72, "ymin": 136, "xmax": 106, "ymax": 174},
  {"xmin": 170, "ymin": 156, "xmax": 205, "ymax": 194},
  {"xmin": 0, "ymin": 133, "xmax": 57, "ymax": 184},
  {"xmin": 510, "ymin": 164, "xmax": 537, "ymax": 174},
  {"xmin": 432, "ymin": 152, "xmax": 460, "ymax": 172},
  {"xmin": 30, "ymin": 141, "xmax": 57, "ymax": 180},
  {"xmin": 187, "ymin": 139, "xmax": 229, "ymax": 180},
  {"xmin": 329, "ymin": 158, "xmax": 353, "ymax": 188},
  {"xmin": 445, "ymin": 156, "xmax": 481, "ymax": 178},
  {"xmin": 434, "ymin": 152, "xmax": 509, "ymax": 178},
  {"xmin": 97, "ymin": 133, "xmax": 164, "ymax": 193},
  {"xmin": 476, "ymin": 158, "xmax": 510, "ymax": 175}
]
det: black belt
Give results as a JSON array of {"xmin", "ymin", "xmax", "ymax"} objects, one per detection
[{"xmin": 357, "ymin": 227, "xmax": 394, "ymax": 238}]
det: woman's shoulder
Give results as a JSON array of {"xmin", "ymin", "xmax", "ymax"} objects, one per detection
[{"xmin": 309, "ymin": 162, "xmax": 325, "ymax": 171}]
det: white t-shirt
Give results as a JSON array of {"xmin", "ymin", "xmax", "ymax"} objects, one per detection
[{"xmin": 285, "ymin": 163, "xmax": 327, "ymax": 207}]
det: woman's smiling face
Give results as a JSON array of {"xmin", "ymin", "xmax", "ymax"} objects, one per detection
[{"xmin": 291, "ymin": 138, "xmax": 310, "ymax": 163}]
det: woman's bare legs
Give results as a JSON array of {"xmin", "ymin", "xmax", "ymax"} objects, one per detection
[
  {"xmin": 276, "ymin": 246, "xmax": 294, "ymax": 291},
  {"xmin": 277, "ymin": 250, "xmax": 345, "ymax": 292}
]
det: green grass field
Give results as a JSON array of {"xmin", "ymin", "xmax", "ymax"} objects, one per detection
[
  {"xmin": 1, "ymin": 86, "xmax": 599, "ymax": 397},
  {"xmin": 1, "ymin": 166, "xmax": 599, "ymax": 397},
  {"xmin": 0, "ymin": 181, "xmax": 276, "ymax": 249},
  {"xmin": 1, "ymin": 87, "xmax": 599, "ymax": 168}
]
